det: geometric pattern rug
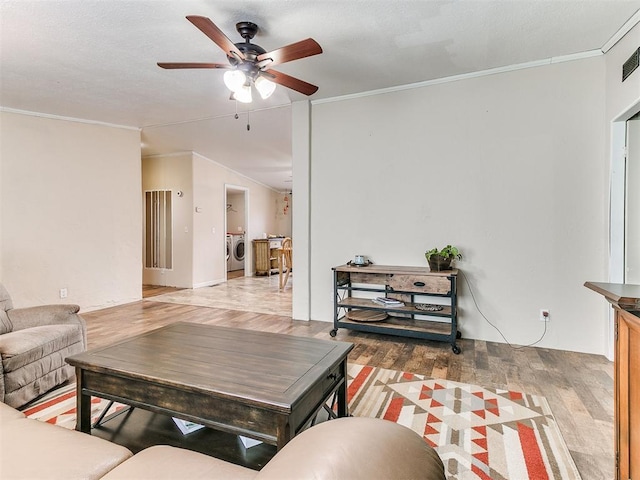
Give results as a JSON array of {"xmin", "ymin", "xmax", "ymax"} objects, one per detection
[
  {"xmin": 347, "ymin": 364, "xmax": 581, "ymax": 480},
  {"xmin": 21, "ymin": 383, "xmax": 127, "ymax": 430},
  {"xmin": 22, "ymin": 365, "xmax": 581, "ymax": 480}
]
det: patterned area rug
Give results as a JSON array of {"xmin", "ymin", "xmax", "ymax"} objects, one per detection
[
  {"xmin": 22, "ymin": 365, "xmax": 580, "ymax": 480},
  {"xmin": 348, "ymin": 365, "xmax": 580, "ymax": 480},
  {"xmin": 21, "ymin": 383, "xmax": 127, "ymax": 429}
]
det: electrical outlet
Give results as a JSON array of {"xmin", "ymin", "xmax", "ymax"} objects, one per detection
[
  {"xmin": 539, "ymin": 309, "xmax": 550, "ymax": 322},
  {"xmin": 59, "ymin": 288, "xmax": 68, "ymax": 299}
]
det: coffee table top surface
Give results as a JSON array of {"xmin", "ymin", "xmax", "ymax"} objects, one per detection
[{"xmin": 67, "ymin": 322, "xmax": 353, "ymax": 411}]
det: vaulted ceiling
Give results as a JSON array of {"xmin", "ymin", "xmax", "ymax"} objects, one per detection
[{"xmin": 1, "ymin": 1, "xmax": 638, "ymax": 190}]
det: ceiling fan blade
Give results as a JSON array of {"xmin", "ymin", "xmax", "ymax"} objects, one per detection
[
  {"xmin": 267, "ymin": 70, "xmax": 319, "ymax": 96},
  {"xmin": 157, "ymin": 62, "xmax": 230, "ymax": 69},
  {"xmin": 257, "ymin": 38, "xmax": 322, "ymax": 67},
  {"xmin": 186, "ymin": 15, "xmax": 245, "ymax": 61}
]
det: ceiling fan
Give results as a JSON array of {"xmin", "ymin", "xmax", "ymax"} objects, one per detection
[{"xmin": 158, "ymin": 16, "xmax": 322, "ymax": 103}]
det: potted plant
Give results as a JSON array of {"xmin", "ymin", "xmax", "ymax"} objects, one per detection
[{"xmin": 425, "ymin": 245, "xmax": 462, "ymax": 271}]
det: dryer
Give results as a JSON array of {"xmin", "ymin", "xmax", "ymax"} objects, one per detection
[
  {"xmin": 231, "ymin": 234, "xmax": 245, "ymax": 271},
  {"xmin": 226, "ymin": 235, "xmax": 233, "ymax": 271}
]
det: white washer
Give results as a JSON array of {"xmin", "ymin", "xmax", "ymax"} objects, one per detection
[
  {"xmin": 226, "ymin": 235, "xmax": 233, "ymax": 271},
  {"xmin": 231, "ymin": 234, "xmax": 245, "ymax": 270}
]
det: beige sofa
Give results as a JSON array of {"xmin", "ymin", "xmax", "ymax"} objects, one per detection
[
  {"xmin": 0, "ymin": 283, "xmax": 86, "ymax": 408},
  {"xmin": 0, "ymin": 401, "xmax": 446, "ymax": 480}
]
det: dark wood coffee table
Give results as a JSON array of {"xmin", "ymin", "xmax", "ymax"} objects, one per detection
[{"xmin": 66, "ymin": 322, "xmax": 353, "ymax": 450}]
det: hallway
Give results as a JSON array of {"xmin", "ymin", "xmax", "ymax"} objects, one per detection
[{"xmin": 144, "ymin": 275, "xmax": 292, "ymax": 317}]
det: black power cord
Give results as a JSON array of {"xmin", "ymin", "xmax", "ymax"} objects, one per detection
[{"xmin": 458, "ymin": 270, "xmax": 548, "ymax": 349}]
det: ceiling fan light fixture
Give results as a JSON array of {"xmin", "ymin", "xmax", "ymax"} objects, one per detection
[
  {"xmin": 234, "ymin": 83, "xmax": 253, "ymax": 103},
  {"xmin": 255, "ymin": 76, "xmax": 276, "ymax": 99},
  {"xmin": 223, "ymin": 69, "xmax": 246, "ymax": 93}
]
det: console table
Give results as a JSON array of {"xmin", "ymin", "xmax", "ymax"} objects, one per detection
[
  {"xmin": 331, "ymin": 264, "xmax": 460, "ymax": 353},
  {"xmin": 584, "ymin": 281, "xmax": 640, "ymax": 480},
  {"xmin": 253, "ymin": 238, "xmax": 284, "ymax": 276}
]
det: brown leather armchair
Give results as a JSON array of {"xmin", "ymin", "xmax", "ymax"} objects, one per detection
[{"xmin": 0, "ymin": 283, "xmax": 86, "ymax": 408}]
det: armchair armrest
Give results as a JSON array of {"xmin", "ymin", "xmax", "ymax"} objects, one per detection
[{"xmin": 7, "ymin": 304, "xmax": 82, "ymax": 331}]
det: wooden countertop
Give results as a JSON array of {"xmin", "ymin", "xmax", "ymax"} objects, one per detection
[
  {"xmin": 584, "ymin": 281, "xmax": 640, "ymax": 309},
  {"xmin": 333, "ymin": 264, "xmax": 458, "ymax": 276}
]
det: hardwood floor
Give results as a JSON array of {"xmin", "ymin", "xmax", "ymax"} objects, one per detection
[
  {"xmin": 82, "ymin": 289, "xmax": 614, "ymax": 479},
  {"xmin": 142, "ymin": 284, "xmax": 184, "ymax": 298},
  {"xmin": 227, "ymin": 269, "xmax": 244, "ymax": 280}
]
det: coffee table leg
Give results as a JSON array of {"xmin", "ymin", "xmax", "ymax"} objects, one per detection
[
  {"xmin": 75, "ymin": 368, "xmax": 91, "ymax": 433},
  {"xmin": 276, "ymin": 417, "xmax": 292, "ymax": 450},
  {"xmin": 336, "ymin": 361, "xmax": 349, "ymax": 417}
]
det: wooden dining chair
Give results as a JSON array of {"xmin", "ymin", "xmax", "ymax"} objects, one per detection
[{"xmin": 280, "ymin": 237, "xmax": 292, "ymax": 289}]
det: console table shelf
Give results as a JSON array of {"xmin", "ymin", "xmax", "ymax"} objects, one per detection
[
  {"xmin": 337, "ymin": 297, "xmax": 453, "ymax": 318},
  {"xmin": 331, "ymin": 264, "xmax": 460, "ymax": 353}
]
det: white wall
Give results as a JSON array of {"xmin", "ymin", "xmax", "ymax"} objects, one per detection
[
  {"xmin": 601, "ymin": 22, "xmax": 640, "ymax": 360},
  {"xmin": 0, "ymin": 111, "xmax": 142, "ymax": 310},
  {"xmin": 142, "ymin": 153, "xmax": 194, "ymax": 288},
  {"xmin": 605, "ymin": 22, "xmax": 640, "ymax": 122},
  {"xmin": 309, "ymin": 57, "xmax": 608, "ymax": 354},
  {"xmin": 194, "ymin": 153, "xmax": 283, "ymax": 284},
  {"xmin": 143, "ymin": 152, "xmax": 283, "ymax": 288},
  {"xmin": 292, "ymin": 101, "xmax": 311, "ymax": 320},
  {"xmin": 273, "ymin": 192, "xmax": 293, "ymax": 238},
  {"xmin": 604, "ymin": 25, "xmax": 640, "ymax": 277}
]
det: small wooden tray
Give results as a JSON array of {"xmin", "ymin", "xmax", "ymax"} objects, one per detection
[{"xmin": 346, "ymin": 309, "xmax": 388, "ymax": 322}]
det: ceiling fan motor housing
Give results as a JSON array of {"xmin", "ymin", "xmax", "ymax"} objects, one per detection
[
  {"xmin": 228, "ymin": 21, "xmax": 267, "ymax": 78},
  {"xmin": 236, "ymin": 21, "xmax": 259, "ymax": 40}
]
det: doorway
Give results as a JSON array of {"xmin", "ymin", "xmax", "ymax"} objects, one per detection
[
  {"xmin": 225, "ymin": 185, "xmax": 249, "ymax": 279},
  {"xmin": 611, "ymin": 104, "xmax": 640, "ymax": 283},
  {"xmin": 625, "ymin": 113, "xmax": 640, "ymax": 283},
  {"xmin": 608, "ymin": 99, "xmax": 640, "ymax": 360}
]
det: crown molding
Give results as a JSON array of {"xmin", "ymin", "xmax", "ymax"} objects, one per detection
[
  {"xmin": 0, "ymin": 107, "xmax": 140, "ymax": 131},
  {"xmin": 601, "ymin": 9, "xmax": 640, "ymax": 53},
  {"xmin": 313, "ymin": 50, "xmax": 603, "ymax": 105}
]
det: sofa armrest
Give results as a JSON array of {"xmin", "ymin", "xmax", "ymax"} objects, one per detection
[
  {"xmin": 257, "ymin": 417, "xmax": 446, "ymax": 480},
  {"xmin": 1, "ymin": 402, "xmax": 133, "ymax": 479}
]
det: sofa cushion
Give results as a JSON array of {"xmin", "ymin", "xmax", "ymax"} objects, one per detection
[
  {"xmin": 1, "ymin": 323, "xmax": 84, "ymax": 408},
  {"xmin": 0, "ymin": 403, "xmax": 133, "ymax": 480},
  {"xmin": 101, "ymin": 445, "xmax": 258, "ymax": 480},
  {"xmin": 0, "ymin": 284, "xmax": 13, "ymax": 334},
  {"xmin": 0, "ymin": 310, "xmax": 11, "ymax": 335},
  {"xmin": 0, "ymin": 324, "xmax": 83, "ymax": 372},
  {"xmin": 3, "ymin": 356, "xmax": 77, "ymax": 409},
  {"xmin": 0, "ymin": 400, "xmax": 26, "ymax": 420},
  {"xmin": 0, "ymin": 283, "xmax": 14, "ymax": 312}
]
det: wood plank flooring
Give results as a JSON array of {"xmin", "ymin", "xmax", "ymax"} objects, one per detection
[
  {"xmin": 82, "ymin": 290, "xmax": 614, "ymax": 479},
  {"xmin": 142, "ymin": 284, "xmax": 184, "ymax": 298}
]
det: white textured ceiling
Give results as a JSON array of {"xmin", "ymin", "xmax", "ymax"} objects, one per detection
[{"xmin": 1, "ymin": 1, "xmax": 639, "ymax": 191}]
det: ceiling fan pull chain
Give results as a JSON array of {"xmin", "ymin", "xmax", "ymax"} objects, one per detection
[
  {"xmin": 247, "ymin": 109, "xmax": 251, "ymax": 131},
  {"xmin": 234, "ymin": 99, "xmax": 239, "ymax": 120}
]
